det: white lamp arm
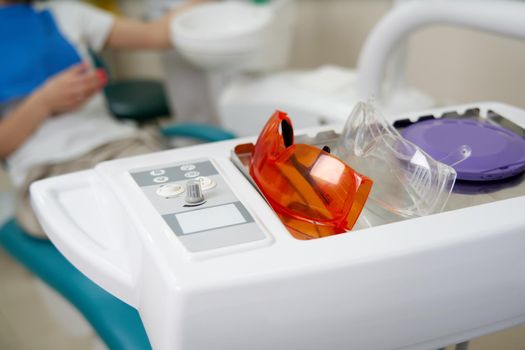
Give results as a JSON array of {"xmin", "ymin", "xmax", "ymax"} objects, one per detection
[{"xmin": 357, "ymin": 0, "xmax": 525, "ymax": 100}]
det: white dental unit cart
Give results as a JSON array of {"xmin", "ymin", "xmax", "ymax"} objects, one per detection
[{"xmin": 31, "ymin": 102, "xmax": 525, "ymax": 350}]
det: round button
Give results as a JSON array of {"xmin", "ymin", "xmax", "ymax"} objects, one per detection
[
  {"xmin": 180, "ymin": 164, "xmax": 196, "ymax": 171},
  {"xmin": 150, "ymin": 169, "xmax": 165, "ymax": 176},
  {"xmin": 153, "ymin": 176, "xmax": 169, "ymax": 183},
  {"xmin": 196, "ymin": 176, "xmax": 216, "ymax": 191},
  {"xmin": 156, "ymin": 184, "xmax": 185, "ymax": 198},
  {"xmin": 184, "ymin": 171, "xmax": 200, "ymax": 178}
]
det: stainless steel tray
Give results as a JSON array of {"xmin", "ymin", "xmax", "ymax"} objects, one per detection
[{"xmin": 231, "ymin": 107, "xmax": 525, "ymax": 229}]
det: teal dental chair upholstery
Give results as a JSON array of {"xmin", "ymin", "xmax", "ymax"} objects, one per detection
[
  {"xmin": 105, "ymin": 80, "xmax": 171, "ymax": 123},
  {"xmin": 0, "ymin": 219, "xmax": 150, "ymax": 350},
  {"xmin": 0, "ymin": 74, "xmax": 235, "ymax": 349}
]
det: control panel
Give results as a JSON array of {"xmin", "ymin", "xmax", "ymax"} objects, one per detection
[{"xmin": 130, "ymin": 159, "xmax": 266, "ymax": 253}]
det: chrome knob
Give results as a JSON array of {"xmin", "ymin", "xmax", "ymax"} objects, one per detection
[{"xmin": 185, "ymin": 180, "xmax": 205, "ymax": 205}]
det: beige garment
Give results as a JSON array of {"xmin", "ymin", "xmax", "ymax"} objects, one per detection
[{"xmin": 16, "ymin": 129, "xmax": 167, "ymax": 239}]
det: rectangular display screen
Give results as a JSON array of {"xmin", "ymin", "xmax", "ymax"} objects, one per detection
[{"xmin": 175, "ymin": 204, "xmax": 247, "ymax": 234}]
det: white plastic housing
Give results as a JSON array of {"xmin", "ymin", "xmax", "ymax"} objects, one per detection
[
  {"xmin": 170, "ymin": 2, "xmax": 272, "ymax": 71},
  {"xmin": 31, "ymin": 103, "xmax": 525, "ymax": 350}
]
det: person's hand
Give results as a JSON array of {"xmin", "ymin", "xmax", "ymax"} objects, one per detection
[{"xmin": 36, "ymin": 62, "xmax": 108, "ymax": 116}]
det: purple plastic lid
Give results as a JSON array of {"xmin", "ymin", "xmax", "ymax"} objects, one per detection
[{"xmin": 401, "ymin": 118, "xmax": 525, "ymax": 181}]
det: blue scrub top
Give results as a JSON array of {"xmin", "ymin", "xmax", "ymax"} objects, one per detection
[{"xmin": 0, "ymin": 4, "xmax": 82, "ymax": 104}]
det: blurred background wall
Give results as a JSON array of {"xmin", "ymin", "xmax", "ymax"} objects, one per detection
[{"xmin": 112, "ymin": 0, "xmax": 525, "ymax": 110}]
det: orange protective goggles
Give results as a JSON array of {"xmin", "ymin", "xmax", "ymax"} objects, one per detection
[{"xmin": 249, "ymin": 111, "xmax": 373, "ymax": 240}]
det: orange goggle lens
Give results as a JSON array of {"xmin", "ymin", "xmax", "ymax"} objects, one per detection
[{"xmin": 249, "ymin": 111, "xmax": 373, "ymax": 240}]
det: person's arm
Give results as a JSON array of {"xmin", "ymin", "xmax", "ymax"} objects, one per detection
[
  {"xmin": 104, "ymin": 0, "xmax": 207, "ymax": 50},
  {"xmin": 0, "ymin": 63, "xmax": 106, "ymax": 159}
]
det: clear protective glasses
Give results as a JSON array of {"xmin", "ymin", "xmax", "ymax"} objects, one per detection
[
  {"xmin": 334, "ymin": 101, "xmax": 468, "ymax": 218},
  {"xmin": 250, "ymin": 110, "xmax": 373, "ymax": 240}
]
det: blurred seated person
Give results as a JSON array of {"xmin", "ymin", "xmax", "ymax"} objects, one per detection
[{"xmin": 0, "ymin": 0, "xmax": 204, "ymax": 238}]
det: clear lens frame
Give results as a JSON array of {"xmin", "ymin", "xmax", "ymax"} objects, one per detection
[{"xmin": 335, "ymin": 101, "xmax": 459, "ymax": 218}]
